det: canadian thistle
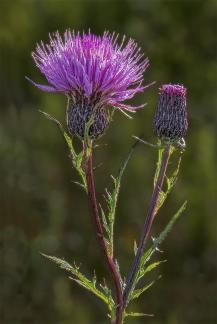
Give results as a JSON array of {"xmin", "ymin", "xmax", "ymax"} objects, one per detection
[{"xmin": 27, "ymin": 30, "xmax": 188, "ymax": 323}]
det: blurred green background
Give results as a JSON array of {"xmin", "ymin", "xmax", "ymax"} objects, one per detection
[{"xmin": 0, "ymin": 0, "xmax": 217, "ymax": 323}]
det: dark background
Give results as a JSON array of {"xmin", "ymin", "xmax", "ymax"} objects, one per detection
[{"xmin": 0, "ymin": 0, "xmax": 217, "ymax": 323}]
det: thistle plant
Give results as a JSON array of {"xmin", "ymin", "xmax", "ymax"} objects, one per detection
[{"xmin": 27, "ymin": 30, "xmax": 188, "ymax": 324}]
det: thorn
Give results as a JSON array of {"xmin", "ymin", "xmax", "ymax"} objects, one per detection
[
  {"xmin": 94, "ymin": 143, "xmax": 108, "ymax": 149},
  {"xmin": 71, "ymin": 181, "xmax": 86, "ymax": 191},
  {"xmin": 115, "ymin": 107, "xmax": 133, "ymax": 119},
  {"xmin": 93, "ymin": 162, "xmax": 103, "ymax": 171},
  {"xmin": 110, "ymin": 174, "xmax": 116, "ymax": 181},
  {"xmin": 132, "ymin": 136, "xmax": 160, "ymax": 148},
  {"xmin": 156, "ymin": 247, "xmax": 164, "ymax": 253},
  {"xmin": 103, "ymin": 278, "xmax": 107, "ymax": 287},
  {"xmin": 144, "ymin": 313, "xmax": 155, "ymax": 317}
]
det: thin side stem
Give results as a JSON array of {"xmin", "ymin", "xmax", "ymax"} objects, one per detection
[
  {"xmin": 123, "ymin": 145, "xmax": 171, "ymax": 306},
  {"xmin": 85, "ymin": 147, "xmax": 123, "ymax": 324}
]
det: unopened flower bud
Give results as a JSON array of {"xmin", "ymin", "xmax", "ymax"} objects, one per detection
[{"xmin": 153, "ymin": 84, "xmax": 188, "ymax": 141}]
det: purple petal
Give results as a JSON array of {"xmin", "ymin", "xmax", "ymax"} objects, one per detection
[
  {"xmin": 29, "ymin": 30, "xmax": 152, "ymax": 111},
  {"xmin": 25, "ymin": 77, "xmax": 59, "ymax": 92}
]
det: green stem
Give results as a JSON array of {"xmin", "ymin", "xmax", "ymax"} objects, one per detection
[{"xmin": 123, "ymin": 145, "xmax": 171, "ymax": 307}]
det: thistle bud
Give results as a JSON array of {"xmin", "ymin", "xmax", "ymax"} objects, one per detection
[
  {"xmin": 66, "ymin": 97, "xmax": 109, "ymax": 139},
  {"xmin": 153, "ymin": 84, "xmax": 188, "ymax": 141}
]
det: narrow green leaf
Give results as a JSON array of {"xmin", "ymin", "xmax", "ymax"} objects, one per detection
[
  {"xmin": 63, "ymin": 131, "xmax": 76, "ymax": 159},
  {"xmin": 154, "ymin": 144, "xmax": 164, "ymax": 186},
  {"xmin": 141, "ymin": 201, "xmax": 187, "ymax": 267},
  {"xmin": 125, "ymin": 312, "xmax": 154, "ymax": 318},
  {"xmin": 156, "ymin": 190, "xmax": 167, "ymax": 210},
  {"xmin": 156, "ymin": 201, "xmax": 187, "ymax": 244},
  {"xmin": 127, "ymin": 201, "xmax": 187, "ymax": 303},
  {"xmin": 39, "ymin": 110, "xmax": 65, "ymax": 135},
  {"xmin": 131, "ymin": 280, "xmax": 156, "ymax": 300},
  {"xmin": 138, "ymin": 260, "xmax": 166, "ymax": 280},
  {"xmin": 39, "ymin": 110, "xmax": 76, "ymax": 157},
  {"xmin": 75, "ymin": 151, "xmax": 83, "ymax": 169},
  {"xmin": 39, "ymin": 110, "xmax": 87, "ymax": 190},
  {"xmin": 42, "ymin": 254, "xmax": 113, "ymax": 307},
  {"xmin": 103, "ymin": 140, "xmax": 139, "ymax": 257},
  {"xmin": 70, "ymin": 277, "xmax": 109, "ymax": 305},
  {"xmin": 155, "ymin": 151, "xmax": 182, "ymax": 213},
  {"xmin": 99, "ymin": 204, "xmax": 110, "ymax": 236}
]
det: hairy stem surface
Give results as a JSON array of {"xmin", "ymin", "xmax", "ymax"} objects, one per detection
[
  {"xmin": 85, "ymin": 146, "xmax": 123, "ymax": 324},
  {"xmin": 123, "ymin": 145, "xmax": 171, "ymax": 306}
]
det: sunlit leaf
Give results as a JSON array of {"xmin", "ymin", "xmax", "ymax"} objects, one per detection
[
  {"xmin": 125, "ymin": 312, "xmax": 154, "ymax": 318},
  {"xmin": 138, "ymin": 260, "xmax": 166, "ymax": 280},
  {"xmin": 155, "ymin": 148, "xmax": 182, "ymax": 212},
  {"xmin": 42, "ymin": 254, "xmax": 114, "ymax": 309},
  {"xmin": 127, "ymin": 201, "xmax": 187, "ymax": 304},
  {"xmin": 100, "ymin": 140, "xmax": 138, "ymax": 257},
  {"xmin": 130, "ymin": 280, "xmax": 156, "ymax": 300},
  {"xmin": 39, "ymin": 110, "xmax": 87, "ymax": 191}
]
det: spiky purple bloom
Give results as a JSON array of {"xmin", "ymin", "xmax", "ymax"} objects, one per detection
[
  {"xmin": 28, "ymin": 30, "xmax": 150, "ymax": 139},
  {"xmin": 153, "ymin": 84, "xmax": 188, "ymax": 141}
]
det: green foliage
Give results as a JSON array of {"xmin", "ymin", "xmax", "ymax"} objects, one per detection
[
  {"xmin": 126, "ymin": 201, "xmax": 187, "ymax": 305},
  {"xmin": 100, "ymin": 141, "xmax": 138, "ymax": 257},
  {"xmin": 137, "ymin": 260, "xmax": 166, "ymax": 283},
  {"xmin": 154, "ymin": 145, "xmax": 183, "ymax": 212},
  {"xmin": 125, "ymin": 311, "xmax": 154, "ymax": 318},
  {"xmin": 39, "ymin": 111, "xmax": 87, "ymax": 191},
  {"xmin": 153, "ymin": 144, "xmax": 164, "ymax": 186},
  {"xmin": 130, "ymin": 278, "xmax": 158, "ymax": 300},
  {"xmin": 42, "ymin": 254, "xmax": 115, "ymax": 312}
]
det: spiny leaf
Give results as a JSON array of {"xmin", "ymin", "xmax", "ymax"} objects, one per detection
[
  {"xmin": 63, "ymin": 131, "xmax": 76, "ymax": 159},
  {"xmin": 42, "ymin": 254, "xmax": 113, "ymax": 307},
  {"xmin": 156, "ymin": 190, "xmax": 167, "ymax": 211},
  {"xmin": 138, "ymin": 260, "xmax": 166, "ymax": 281},
  {"xmin": 39, "ymin": 110, "xmax": 65, "ymax": 135},
  {"xmin": 154, "ymin": 144, "xmax": 164, "ymax": 186},
  {"xmin": 39, "ymin": 110, "xmax": 76, "ymax": 157},
  {"xmin": 70, "ymin": 276, "xmax": 109, "ymax": 306},
  {"xmin": 156, "ymin": 201, "xmax": 187, "ymax": 244},
  {"xmin": 156, "ymin": 149, "xmax": 183, "ymax": 213},
  {"xmin": 102, "ymin": 140, "xmax": 139, "ymax": 257},
  {"xmin": 130, "ymin": 279, "xmax": 157, "ymax": 300},
  {"xmin": 99, "ymin": 204, "xmax": 109, "ymax": 236},
  {"xmin": 141, "ymin": 201, "xmax": 187, "ymax": 267},
  {"xmin": 100, "ymin": 283, "xmax": 115, "ymax": 312},
  {"xmin": 39, "ymin": 110, "xmax": 87, "ymax": 190},
  {"xmin": 75, "ymin": 151, "xmax": 83, "ymax": 169},
  {"xmin": 127, "ymin": 201, "xmax": 187, "ymax": 303},
  {"xmin": 143, "ymin": 260, "xmax": 166, "ymax": 274},
  {"xmin": 125, "ymin": 312, "xmax": 154, "ymax": 318},
  {"xmin": 132, "ymin": 136, "xmax": 161, "ymax": 149}
]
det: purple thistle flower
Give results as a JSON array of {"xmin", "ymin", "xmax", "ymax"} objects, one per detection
[
  {"xmin": 27, "ymin": 30, "xmax": 150, "ymax": 139},
  {"xmin": 153, "ymin": 84, "xmax": 188, "ymax": 141}
]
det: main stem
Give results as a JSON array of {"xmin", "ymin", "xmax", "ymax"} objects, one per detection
[
  {"xmin": 85, "ymin": 146, "xmax": 123, "ymax": 324},
  {"xmin": 123, "ymin": 145, "xmax": 171, "ymax": 306}
]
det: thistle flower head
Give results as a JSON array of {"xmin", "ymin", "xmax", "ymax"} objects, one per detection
[
  {"xmin": 153, "ymin": 84, "xmax": 188, "ymax": 142},
  {"xmin": 28, "ymin": 30, "xmax": 150, "ymax": 139}
]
